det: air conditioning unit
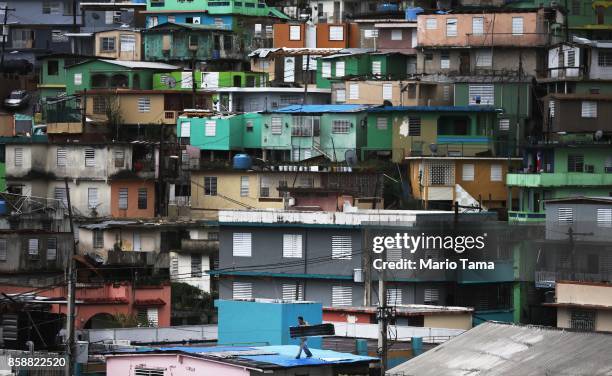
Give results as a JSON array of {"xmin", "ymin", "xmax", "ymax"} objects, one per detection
[{"xmin": 192, "ymin": 17, "xmax": 201, "ymax": 24}]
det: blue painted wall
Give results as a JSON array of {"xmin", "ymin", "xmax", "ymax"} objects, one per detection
[
  {"xmin": 146, "ymin": 14, "xmax": 233, "ymax": 30},
  {"xmin": 216, "ymin": 300, "xmax": 323, "ymax": 348}
]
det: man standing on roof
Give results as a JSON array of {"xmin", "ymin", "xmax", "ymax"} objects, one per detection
[{"xmin": 295, "ymin": 316, "xmax": 313, "ymax": 359}]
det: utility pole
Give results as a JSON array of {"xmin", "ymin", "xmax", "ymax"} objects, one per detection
[
  {"xmin": 81, "ymin": 88, "xmax": 87, "ymax": 129},
  {"xmin": 191, "ymin": 51, "xmax": 197, "ymax": 109},
  {"xmin": 0, "ymin": 6, "xmax": 16, "ymax": 70},
  {"xmin": 158, "ymin": 124, "xmax": 166, "ymax": 217},
  {"xmin": 377, "ymin": 247, "xmax": 388, "ymax": 376},
  {"xmin": 64, "ymin": 177, "xmax": 77, "ymax": 376},
  {"xmin": 303, "ymin": 52, "xmax": 310, "ymax": 106}
]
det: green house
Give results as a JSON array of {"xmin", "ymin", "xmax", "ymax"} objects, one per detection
[
  {"xmin": 316, "ymin": 52, "xmax": 410, "ymax": 89},
  {"xmin": 153, "ymin": 71, "xmax": 268, "ymax": 90},
  {"xmin": 177, "ymin": 114, "xmax": 245, "ymax": 152},
  {"xmin": 65, "ymin": 59, "xmax": 179, "ymax": 95},
  {"xmin": 37, "ymin": 54, "xmax": 94, "ymax": 102},
  {"xmin": 146, "ymin": 0, "xmax": 289, "ymax": 18},
  {"xmin": 506, "ymin": 143, "xmax": 612, "ymax": 222}
]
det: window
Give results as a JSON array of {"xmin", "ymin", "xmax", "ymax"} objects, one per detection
[
  {"xmin": 14, "ymin": 148, "xmax": 23, "ymax": 167},
  {"xmin": 118, "ymin": 188, "xmax": 128, "ymax": 209},
  {"xmin": 28, "ymin": 238, "xmax": 39, "ymax": 256},
  {"xmin": 425, "ymin": 53, "xmax": 433, "ymax": 61},
  {"xmin": 572, "ymin": 0, "xmax": 581, "ymax": 15},
  {"xmin": 283, "ymin": 234, "xmax": 302, "ymax": 258},
  {"xmin": 322, "ymin": 61, "xmax": 332, "ymax": 78},
  {"xmin": 391, "ymin": 29, "xmax": 402, "ymax": 40},
  {"xmin": 137, "ymin": 307, "xmax": 159, "ymax": 327},
  {"xmin": 567, "ymin": 49, "xmax": 576, "ymax": 67},
  {"xmin": 120, "ymin": 34, "xmax": 136, "ymax": 52},
  {"xmin": 570, "ymin": 309, "xmax": 595, "ymax": 331},
  {"xmin": 42, "ymin": 1, "xmax": 62, "ymax": 14},
  {"xmin": 443, "ymin": 85, "xmax": 450, "ymax": 101},
  {"xmin": 499, "ymin": 118, "xmax": 510, "ymax": 131},
  {"xmin": 332, "ymin": 120, "xmax": 350, "ymax": 134},
  {"xmin": 581, "ymin": 101, "xmax": 597, "ymax": 118},
  {"xmin": 598, "ymin": 51, "xmax": 612, "ymax": 67},
  {"xmin": 490, "ymin": 164, "xmax": 502, "ymax": 182},
  {"xmin": 268, "ymin": 117, "xmax": 283, "ymax": 135},
  {"xmin": 424, "ymin": 288, "xmax": 439, "ymax": 304},
  {"xmin": 336, "ymin": 89, "xmax": 346, "ymax": 103},
  {"xmin": 331, "ymin": 235, "xmax": 352, "ymax": 259},
  {"xmin": 387, "ymin": 288, "xmax": 402, "ymax": 305},
  {"xmin": 549, "ymin": 100, "xmax": 555, "ymax": 118},
  {"xmin": 440, "ymin": 51, "xmax": 450, "ymax": 69},
  {"xmin": 426, "ymin": 18, "xmax": 437, "ymax": 29},
  {"xmin": 475, "ymin": 49, "xmax": 492, "ymax": 67},
  {"xmin": 84, "ymin": 148, "xmax": 95, "ymax": 167},
  {"xmin": 208, "ymin": 231, "xmax": 219, "ymax": 240},
  {"xmin": 567, "ymin": 154, "xmax": 584, "ymax": 172},
  {"xmin": 54, "ymin": 187, "xmax": 67, "ymax": 207},
  {"xmin": 11, "ymin": 29, "xmax": 33, "ymax": 49},
  {"xmin": 331, "ymin": 286, "xmax": 352, "ymax": 306},
  {"xmin": 557, "ymin": 207, "xmax": 573, "ymax": 224},
  {"xmin": 245, "ymin": 121, "xmax": 254, "ymax": 133},
  {"xmin": 260, "ymin": 176, "xmax": 271, "ymax": 196},
  {"xmin": 114, "ymin": 150, "xmax": 125, "ymax": 167},
  {"xmin": 57, "ymin": 148, "xmax": 67, "ymax": 167},
  {"xmin": 386, "ymin": 248, "xmax": 402, "ymax": 262},
  {"xmin": 204, "ymin": 177, "xmax": 217, "ymax": 196},
  {"xmin": 48, "ymin": 60, "xmax": 59, "ymax": 76},
  {"xmin": 289, "ymin": 25, "xmax": 301, "ymax": 40},
  {"xmin": 88, "ymin": 188, "xmax": 98, "ymax": 209},
  {"xmin": 191, "ymin": 254, "xmax": 202, "ymax": 278},
  {"xmin": 240, "ymin": 176, "xmax": 249, "ymax": 197},
  {"xmin": 51, "ymin": 30, "xmax": 68, "ymax": 43},
  {"xmin": 382, "ymin": 83, "xmax": 393, "ymax": 100},
  {"xmin": 0, "ymin": 239, "xmax": 6, "ymax": 261},
  {"xmin": 446, "ymin": 18, "xmax": 457, "ymax": 37},
  {"xmin": 74, "ymin": 73, "xmax": 82, "ymax": 85},
  {"xmin": 461, "ymin": 164, "xmax": 475, "ymax": 181},
  {"xmin": 408, "ymin": 117, "xmax": 421, "ymax": 136},
  {"xmin": 284, "ymin": 56, "xmax": 295, "ymax": 83},
  {"xmin": 138, "ymin": 97, "xmax": 151, "ymax": 113},
  {"xmin": 93, "ymin": 230, "xmax": 104, "ymax": 248},
  {"xmin": 349, "ymin": 83, "xmax": 359, "ymax": 100},
  {"xmin": 512, "ymin": 17, "xmax": 524, "ymax": 35},
  {"xmin": 233, "ymin": 281, "xmax": 253, "ymax": 299},
  {"xmin": 329, "ymin": 25, "xmax": 344, "ymax": 41},
  {"xmin": 468, "ymin": 84, "xmax": 494, "ymax": 105},
  {"xmin": 223, "ymin": 35, "xmax": 233, "ymax": 51},
  {"xmin": 282, "ymin": 283, "xmax": 304, "ymax": 301},
  {"xmin": 371, "ymin": 61, "xmax": 382, "ymax": 75},
  {"xmin": 138, "ymin": 188, "xmax": 147, "ymax": 209},
  {"xmin": 597, "ymin": 208, "xmax": 612, "ymax": 227},
  {"xmin": 100, "ymin": 37, "xmax": 116, "ymax": 52},
  {"xmin": 233, "ymin": 233, "xmax": 251, "ymax": 257},
  {"xmin": 472, "ymin": 17, "xmax": 484, "ymax": 35},
  {"xmin": 93, "ymin": 96, "xmax": 107, "ymax": 114},
  {"xmin": 205, "ymin": 120, "xmax": 216, "ymax": 137},
  {"xmin": 335, "ymin": 61, "xmax": 345, "ymax": 77},
  {"xmin": 180, "ymin": 121, "xmax": 191, "ymax": 138},
  {"xmin": 47, "ymin": 238, "xmax": 57, "ymax": 261},
  {"xmin": 376, "ymin": 117, "xmax": 388, "ymax": 130}
]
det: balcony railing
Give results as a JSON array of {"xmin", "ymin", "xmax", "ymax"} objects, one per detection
[
  {"xmin": 507, "ymin": 172, "xmax": 612, "ymax": 187},
  {"xmin": 535, "ymin": 270, "xmax": 612, "ymax": 288}
]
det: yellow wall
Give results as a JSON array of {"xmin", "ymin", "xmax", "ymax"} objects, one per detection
[
  {"xmin": 423, "ymin": 313, "xmax": 473, "ymax": 330},
  {"xmin": 86, "ymin": 93, "xmax": 176, "ymax": 125},
  {"xmin": 339, "ymin": 81, "xmax": 454, "ymax": 107},
  {"xmin": 392, "ymin": 115, "xmax": 437, "ymax": 162},
  {"xmin": 95, "ymin": 30, "xmax": 142, "ymax": 61},
  {"xmin": 558, "ymin": 308, "xmax": 612, "ymax": 332},
  {"xmin": 557, "ymin": 283, "xmax": 612, "ymax": 306}
]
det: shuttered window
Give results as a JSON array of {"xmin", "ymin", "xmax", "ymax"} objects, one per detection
[
  {"xmin": 386, "ymin": 248, "xmax": 403, "ymax": 262},
  {"xmin": 332, "ymin": 235, "xmax": 352, "ymax": 259},
  {"xmin": 490, "ymin": 164, "xmax": 502, "ymax": 182},
  {"xmin": 335, "ymin": 61, "xmax": 345, "ymax": 77},
  {"xmin": 138, "ymin": 188, "xmax": 147, "ymax": 209},
  {"xmin": 84, "ymin": 148, "xmax": 95, "ymax": 167},
  {"xmin": 204, "ymin": 176, "xmax": 217, "ymax": 196},
  {"xmin": 88, "ymin": 188, "xmax": 98, "ymax": 209},
  {"xmin": 114, "ymin": 149, "xmax": 125, "ymax": 167},
  {"xmin": 282, "ymin": 283, "xmax": 304, "ymax": 301},
  {"xmin": 499, "ymin": 118, "xmax": 510, "ymax": 131},
  {"xmin": 475, "ymin": 49, "xmax": 492, "ymax": 67},
  {"xmin": 376, "ymin": 117, "xmax": 388, "ymax": 130},
  {"xmin": 233, "ymin": 233, "xmax": 252, "ymax": 257},
  {"xmin": 118, "ymin": 188, "xmax": 128, "ymax": 209},
  {"xmin": 57, "ymin": 148, "xmax": 67, "ymax": 167},
  {"xmin": 138, "ymin": 97, "xmax": 151, "ymax": 113},
  {"xmin": 424, "ymin": 288, "xmax": 439, "ymax": 304},
  {"xmin": 205, "ymin": 120, "xmax": 216, "ymax": 137},
  {"xmin": 240, "ymin": 176, "xmax": 249, "ymax": 196},
  {"xmin": 382, "ymin": 83, "xmax": 393, "ymax": 100},
  {"xmin": 329, "ymin": 25, "xmax": 344, "ymax": 41},
  {"xmin": 558, "ymin": 207, "xmax": 573, "ymax": 224},
  {"xmin": 271, "ymin": 117, "xmax": 282, "ymax": 135},
  {"xmin": 283, "ymin": 234, "xmax": 303, "ymax": 258},
  {"xmin": 93, "ymin": 230, "xmax": 104, "ymax": 248},
  {"xmin": 349, "ymin": 83, "xmax": 359, "ymax": 100},
  {"xmin": 322, "ymin": 62, "xmax": 331, "ymax": 78},
  {"xmin": 512, "ymin": 17, "xmax": 524, "ymax": 35},
  {"xmin": 549, "ymin": 100, "xmax": 555, "ymax": 118},
  {"xmin": 372, "ymin": 61, "xmax": 382, "ymax": 75},
  {"xmin": 336, "ymin": 89, "xmax": 346, "ymax": 103},
  {"xmin": 14, "ymin": 148, "xmax": 23, "ymax": 167},
  {"xmin": 387, "ymin": 288, "xmax": 402, "ymax": 305},
  {"xmin": 180, "ymin": 121, "xmax": 191, "ymax": 138},
  {"xmin": 54, "ymin": 187, "xmax": 67, "ymax": 207},
  {"xmin": 409, "ymin": 117, "xmax": 421, "ymax": 136},
  {"xmin": 462, "ymin": 164, "xmax": 475, "ymax": 181},
  {"xmin": 332, "ymin": 286, "xmax": 352, "ymax": 306},
  {"xmin": 446, "ymin": 18, "xmax": 457, "ymax": 37},
  {"xmin": 581, "ymin": 101, "xmax": 597, "ymax": 118},
  {"xmin": 47, "ymin": 237, "xmax": 57, "ymax": 261},
  {"xmin": 426, "ymin": 18, "xmax": 437, "ymax": 29},
  {"xmin": 472, "ymin": 17, "xmax": 484, "ymax": 35},
  {"xmin": 191, "ymin": 254, "xmax": 202, "ymax": 277},
  {"xmin": 468, "ymin": 84, "xmax": 494, "ymax": 105},
  {"xmin": 597, "ymin": 208, "xmax": 612, "ymax": 227},
  {"xmin": 170, "ymin": 254, "xmax": 179, "ymax": 277},
  {"xmin": 440, "ymin": 51, "xmax": 450, "ymax": 69},
  {"xmin": 0, "ymin": 239, "xmax": 7, "ymax": 261},
  {"xmin": 28, "ymin": 238, "xmax": 39, "ymax": 256},
  {"xmin": 134, "ymin": 368, "xmax": 165, "ymax": 376},
  {"xmin": 233, "ymin": 281, "xmax": 253, "ymax": 299},
  {"xmin": 143, "ymin": 308, "xmax": 159, "ymax": 327}
]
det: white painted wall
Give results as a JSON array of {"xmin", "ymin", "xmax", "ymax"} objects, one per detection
[{"xmin": 170, "ymin": 251, "xmax": 211, "ymax": 293}]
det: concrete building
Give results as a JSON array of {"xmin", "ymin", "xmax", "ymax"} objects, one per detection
[
  {"xmin": 547, "ymin": 281, "xmax": 612, "ymax": 332},
  {"xmin": 93, "ymin": 29, "xmax": 142, "ymax": 61}
]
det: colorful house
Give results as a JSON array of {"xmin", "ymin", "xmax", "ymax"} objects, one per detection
[
  {"xmin": 154, "ymin": 71, "xmax": 268, "ymax": 90},
  {"xmin": 37, "ymin": 54, "xmax": 93, "ymax": 103}
]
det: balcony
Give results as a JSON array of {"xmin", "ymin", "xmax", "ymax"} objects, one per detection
[
  {"xmin": 506, "ymin": 172, "xmax": 612, "ymax": 187},
  {"xmin": 508, "ymin": 210, "xmax": 546, "ymax": 223},
  {"xmin": 411, "ymin": 137, "xmax": 494, "ymax": 157},
  {"xmin": 180, "ymin": 239, "xmax": 219, "ymax": 254}
]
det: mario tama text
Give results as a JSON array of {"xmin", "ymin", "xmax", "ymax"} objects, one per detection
[{"xmin": 371, "ymin": 232, "xmax": 494, "ymax": 271}]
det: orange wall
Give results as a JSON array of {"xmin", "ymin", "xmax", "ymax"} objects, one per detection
[
  {"xmin": 111, "ymin": 180, "xmax": 156, "ymax": 218},
  {"xmin": 323, "ymin": 311, "xmax": 372, "ymax": 323},
  {"xmin": 455, "ymin": 160, "xmax": 517, "ymax": 207},
  {"xmin": 273, "ymin": 24, "xmax": 305, "ymax": 48}
]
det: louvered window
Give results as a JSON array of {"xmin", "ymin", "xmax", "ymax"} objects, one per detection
[
  {"xmin": 137, "ymin": 307, "xmax": 158, "ymax": 327},
  {"xmin": 233, "ymin": 281, "xmax": 253, "ymax": 299},
  {"xmin": 283, "ymin": 234, "xmax": 302, "ymax": 258},
  {"xmin": 14, "ymin": 148, "xmax": 23, "ymax": 167},
  {"xmin": 322, "ymin": 62, "xmax": 331, "ymax": 78},
  {"xmin": 134, "ymin": 368, "xmax": 165, "ymax": 376},
  {"xmin": 191, "ymin": 254, "xmax": 202, "ymax": 277},
  {"xmin": 335, "ymin": 61, "xmax": 345, "ymax": 77},
  {"xmin": 170, "ymin": 254, "xmax": 179, "ymax": 277},
  {"xmin": 180, "ymin": 121, "xmax": 191, "ymax": 138},
  {"xmin": 240, "ymin": 176, "xmax": 249, "ymax": 197},
  {"xmin": 88, "ymin": 188, "xmax": 98, "ymax": 209},
  {"xmin": 382, "ymin": 83, "xmax": 393, "ymax": 100},
  {"xmin": 597, "ymin": 208, "xmax": 612, "ymax": 227},
  {"xmin": 138, "ymin": 97, "xmax": 151, "ymax": 113},
  {"xmin": 271, "ymin": 117, "xmax": 282, "ymax": 135},
  {"xmin": 119, "ymin": 188, "xmax": 128, "ymax": 209},
  {"xmin": 282, "ymin": 283, "xmax": 304, "ymax": 301},
  {"xmin": 349, "ymin": 83, "xmax": 359, "ymax": 100},
  {"xmin": 446, "ymin": 18, "xmax": 457, "ymax": 37},
  {"xmin": 233, "ymin": 233, "xmax": 252, "ymax": 257},
  {"xmin": 138, "ymin": 188, "xmax": 147, "ymax": 209},
  {"xmin": 387, "ymin": 288, "xmax": 402, "ymax": 305},
  {"xmin": 93, "ymin": 230, "xmax": 104, "ymax": 248},
  {"xmin": 0, "ymin": 239, "xmax": 7, "ymax": 261},
  {"xmin": 57, "ymin": 148, "xmax": 67, "ymax": 167},
  {"xmin": 581, "ymin": 101, "xmax": 597, "ymax": 118},
  {"xmin": 114, "ymin": 150, "xmax": 125, "ymax": 167},
  {"xmin": 205, "ymin": 120, "xmax": 216, "ymax": 137},
  {"xmin": 332, "ymin": 235, "xmax": 352, "ymax": 259},
  {"xmin": 28, "ymin": 238, "xmax": 39, "ymax": 256},
  {"xmin": 490, "ymin": 164, "xmax": 502, "ymax": 182},
  {"xmin": 54, "ymin": 187, "xmax": 67, "ymax": 207},
  {"xmin": 376, "ymin": 117, "xmax": 388, "ymax": 130},
  {"xmin": 84, "ymin": 148, "xmax": 95, "ymax": 167},
  {"xmin": 424, "ymin": 288, "xmax": 439, "ymax": 304},
  {"xmin": 426, "ymin": 18, "xmax": 437, "ymax": 29},
  {"xmin": 372, "ymin": 61, "xmax": 382, "ymax": 75},
  {"xmin": 558, "ymin": 207, "xmax": 573, "ymax": 224},
  {"xmin": 549, "ymin": 100, "xmax": 555, "ymax": 118},
  {"xmin": 332, "ymin": 286, "xmax": 352, "ymax": 306},
  {"xmin": 462, "ymin": 164, "xmax": 475, "ymax": 181},
  {"xmin": 409, "ymin": 117, "xmax": 421, "ymax": 136},
  {"xmin": 47, "ymin": 238, "xmax": 57, "ymax": 260},
  {"xmin": 469, "ymin": 84, "xmax": 494, "ymax": 105},
  {"xmin": 472, "ymin": 17, "xmax": 484, "ymax": 35},
  {"xmin": 499, "ymin": 118, "xmax": 510, "ymax": 131},
  {"xmin": 336, "ymin": 89, "xmax": 346, "ymax": 103}
]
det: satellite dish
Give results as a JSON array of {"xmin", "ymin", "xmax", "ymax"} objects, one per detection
[
  {"xmin": 345, "ymin": 149, "xmax": 358, "ymax": 167},
  {"xmin": 595, "ymin": 130, "xmax": 603, "ymax": 141},
  {"xmin": 429, "ymin": 143, "xmax": 438, "ymax": 155},
  {"xmin": 167, "ymin": 76, "xmax": 177, "ymax": 88}
]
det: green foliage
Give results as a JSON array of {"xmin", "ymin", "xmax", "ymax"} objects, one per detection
[{"xmin": 171, "ymin": 282, "xmax": 217, "ymax": 325}]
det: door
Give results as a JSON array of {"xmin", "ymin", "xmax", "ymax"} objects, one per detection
[
  {"xmin": 133, "ymin": 232, "xmax": 141, "ymax": 252},
  {"xmin": 460, "ymin": 52, "xmax": 470, "ymax": 74}
]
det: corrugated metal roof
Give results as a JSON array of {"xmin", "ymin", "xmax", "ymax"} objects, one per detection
[
  {"xmin": 368, "ymin": 105, "xmax": 499, "ymax": 113},
  {"xmin": 271, "ymin": 104, "xmax": 372, "ymax": 113},
  {"xmin": 387, "ymin": 322, "xmax": 612, "ymax": 376}
]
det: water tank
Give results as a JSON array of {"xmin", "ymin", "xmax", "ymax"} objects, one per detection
[
  {"xmin": 405, "ymin": 7, "xmax": 423, "ymax": 21},
  {"xmin": 233, "ymin": 154, "xmax": 252, "ymax": 170},
  {"xmin": 0, "ymin": 200, "xmax": 7, "ymax": 216}
]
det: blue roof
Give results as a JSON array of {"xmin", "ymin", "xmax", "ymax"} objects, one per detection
[
  {"xmin": 140, "ymin": 345, "xmax": 377, "ymax": 369},
  {"xmin": 367, "ymin": 105, "xmax": 500, "ymax": 113},
  {"xmin": 272, "ymin": 104, "xmax": 372, "ymax": 113}
]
